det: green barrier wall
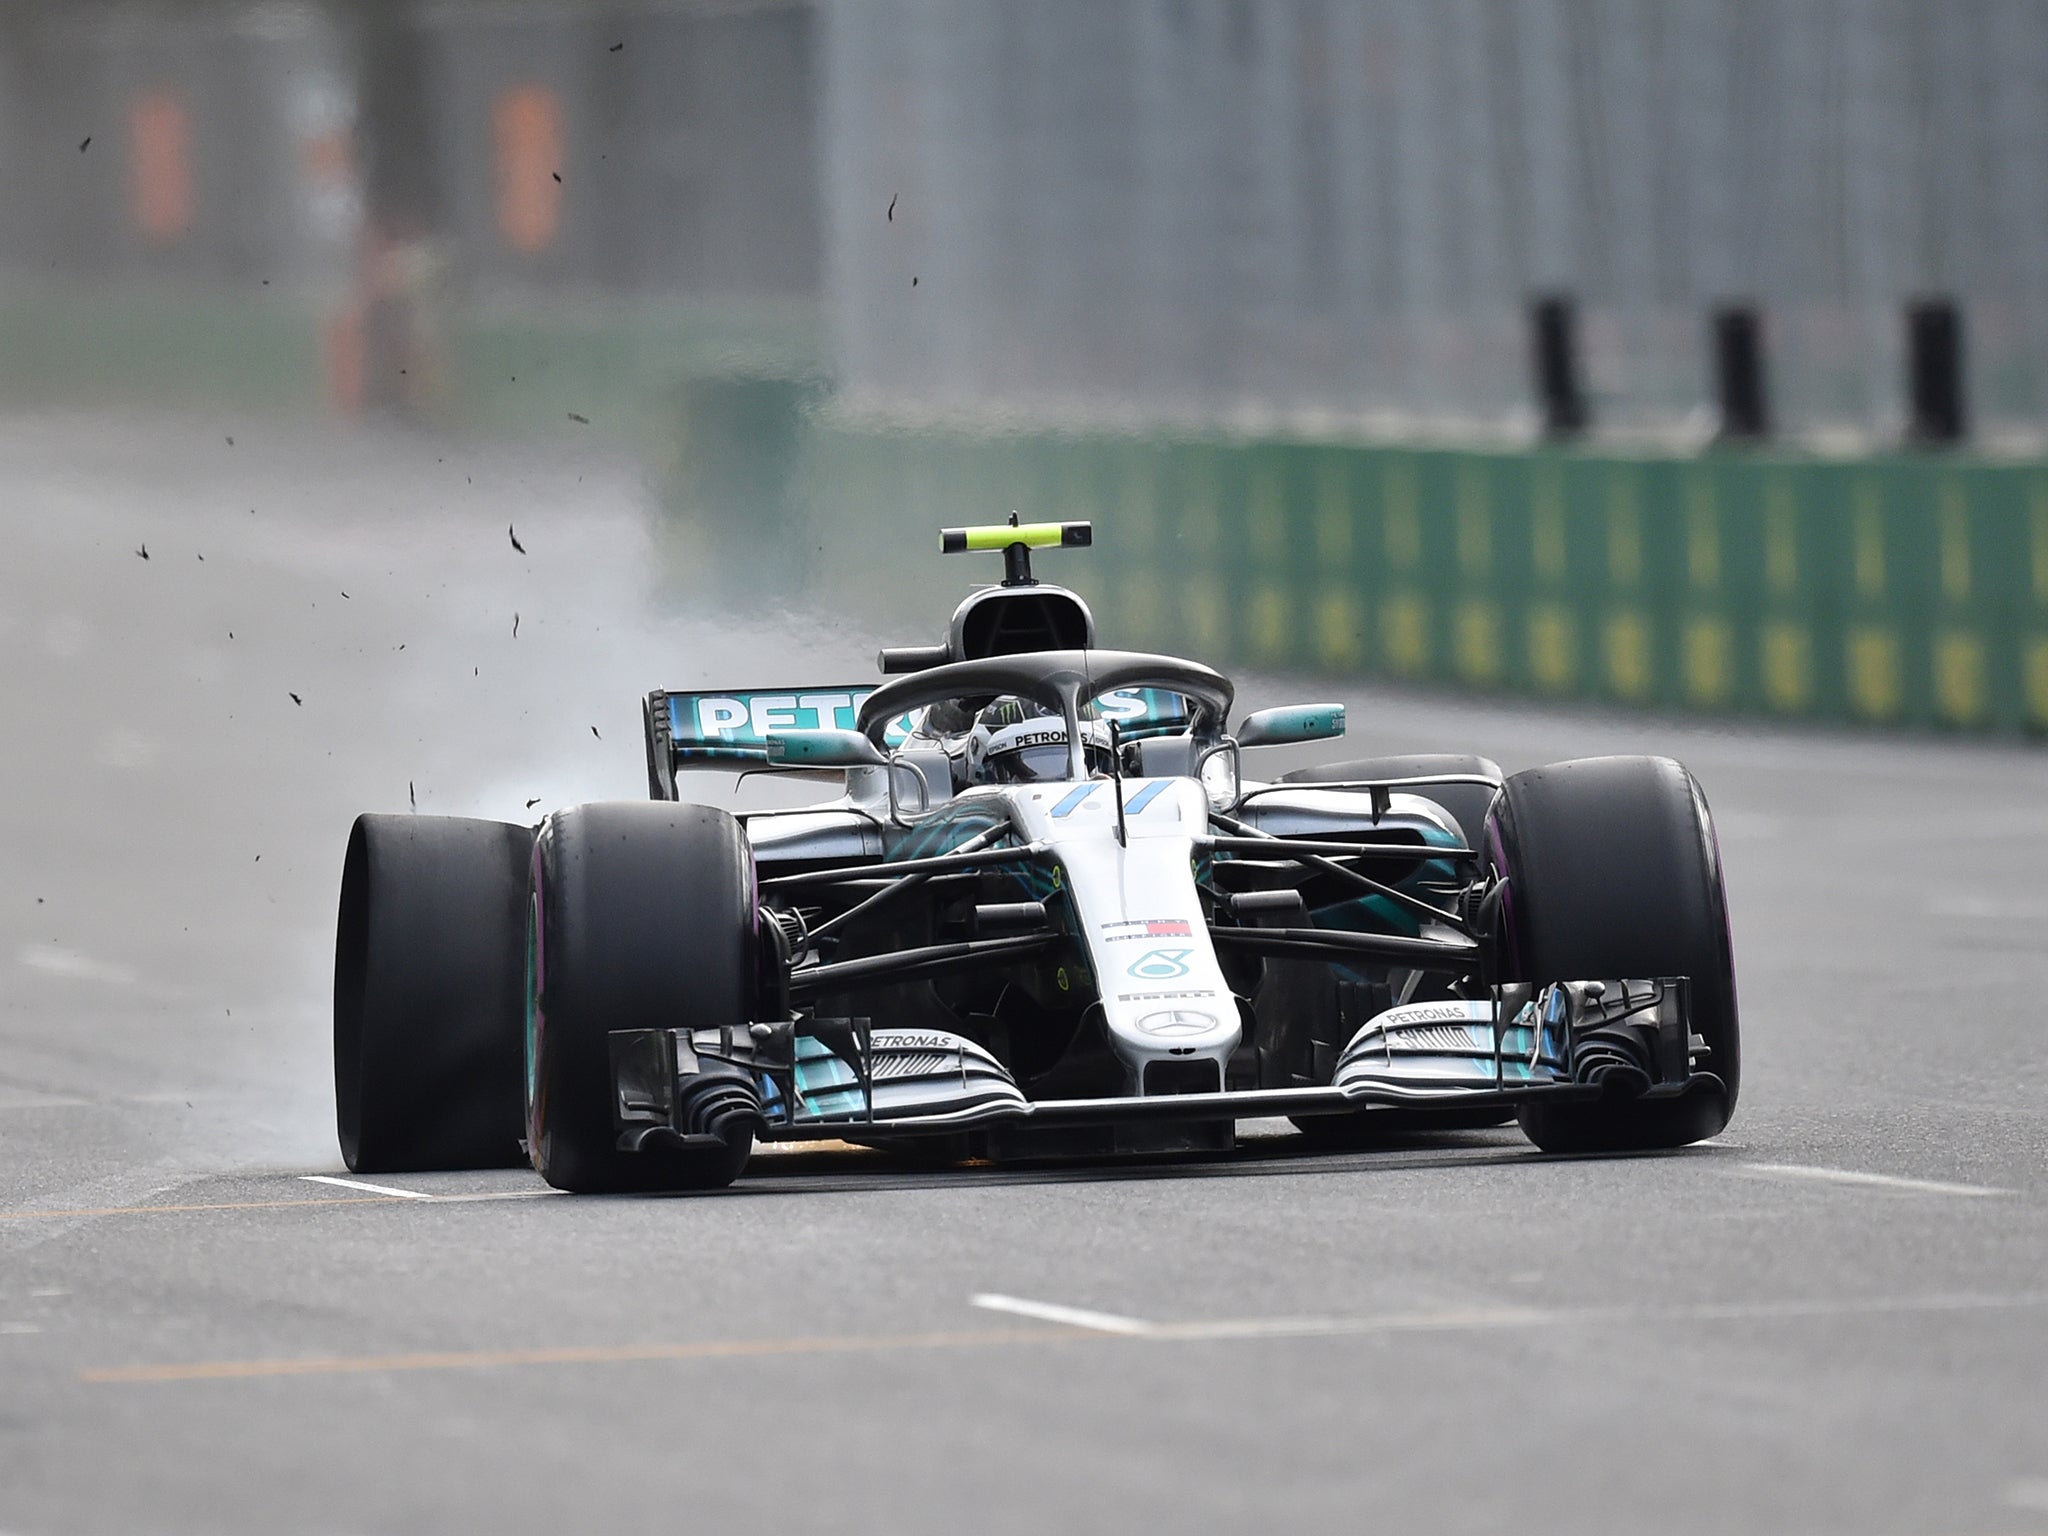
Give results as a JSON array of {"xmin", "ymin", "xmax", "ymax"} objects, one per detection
[{"xmin": 801, "ymin": 420, "xmax": 2048, "ymax": 734}]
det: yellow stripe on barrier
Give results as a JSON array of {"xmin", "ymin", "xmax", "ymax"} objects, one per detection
[
  {"xmin": 1605, "ymin": 611, "xmax": 1650, "ymax": 699},
  {"xmin": 1381, "ymin": 593, "xmax": 1428, "ymax": 675},
  {"xmin": 1183, "ymin": 575, "xmax": 1225, "ymax": 657},
  {"xmin": 1528, "ymin": 605, "xmax": 1575, "ymax": 692},
  {"xmin": 1935, "ymin": 630, "xmax": 1985, "ymax": 724},
  {"xmin": 1317, "ymin": 590, "xmax": 1363, "ymax": 669},
  {"xmin": 1250, "ymin": 586, "xmax": 1290, "ymax": 662},
  {"xmin": 1848, "ymin": 627, "xmax": 1902, "ymax": 719},
  {"xmin": 2027, "ymin": 635, "xmax": 2048, "ymax": 727},
  {"xmin": 1685, "ymin": 617, "xmax": 1733, "ymax": 705},
  {"xmin": 1762, "ymin": 623, "xmax": 1812, "ymax": 713},
  {"xmin": 1455, "ymin": 600, "xmax": 1500, "ymax": 683}
]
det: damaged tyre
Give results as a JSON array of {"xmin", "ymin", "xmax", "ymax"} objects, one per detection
[
  {"xmin": 333, "ymin": 814, "xmax": 533, "ymax": 1172},
  {"xmin": 527, "ymin": 801, "xmax": 758, "ymax": 1193}
]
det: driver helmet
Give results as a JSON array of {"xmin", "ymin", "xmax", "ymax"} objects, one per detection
[{"xmin": 965, "ymin": 697, "xmax": 1115, "ymax": 784}]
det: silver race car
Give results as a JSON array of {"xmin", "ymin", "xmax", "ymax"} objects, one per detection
[{"xmin": 333, "ymin": 521, "xmax": 1738, "ymax": 1191}]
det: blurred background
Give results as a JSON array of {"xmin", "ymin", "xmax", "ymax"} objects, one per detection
[{"xmin": 4, "ymin": 0, "xmax": 2048, "ymax": 729}]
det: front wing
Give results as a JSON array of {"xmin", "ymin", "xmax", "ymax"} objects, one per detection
[{"xmin": 607, "ymin": 977, "xmax": 1720, "ymax": 1152}]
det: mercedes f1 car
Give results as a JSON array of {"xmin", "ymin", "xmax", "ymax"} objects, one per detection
[{"xmin": 333, "ymin": 520, "xmax": 1738, "ymax": 1192}]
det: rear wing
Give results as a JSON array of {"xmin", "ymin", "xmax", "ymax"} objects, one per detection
[
  {"xmin": 644, "ymin": 688, "xmax": 894, "ymax": 798},
  {"xmin": 643, "ymin": 684, "xmax": 1195, "ymax": 798}
]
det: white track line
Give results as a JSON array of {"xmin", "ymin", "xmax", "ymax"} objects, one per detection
[
  {"xmin": 298, "ymin": 1175, "xmax": 436, "ymax": 1200},
  {"xmin": 1152, "ymin": 1306, "xmax": 1552, "ymax": 1342},
  {"xmin": 974, "ymin": 1290, "xmax": 2048, "ymax": 1348},
  {"xmin": 1737, "ymin": 1163, "xmax": 2009, "ymax": 1198},
  {"xmin": 970, "ymin": 1293, "xmax": 1156, "ymax": 1336},
  {"xmin": 1668, "ymin": 1292, "xmax": 2048, "ymax": 1324},
  {"xmin": 429, "ymin": 1190, "xmax": 556, "ymax": 1204}
]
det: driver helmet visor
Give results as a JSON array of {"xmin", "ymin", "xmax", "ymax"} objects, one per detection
[{"xmin": 990, "ymin": 740, "xmax": 1077, "ymax": 782}]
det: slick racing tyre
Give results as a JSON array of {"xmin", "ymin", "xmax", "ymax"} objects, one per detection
[
  {"xmin": 1281, "ymin": 753, "xmax": 1502, "ymax": 849},
  {"xmin": 1486, "ymin": 756, "xmax": 1739, "ymax": 1153},
  {"xmin": 334, "ymin": 814, "xmax": 534, "ymax": 1172},
  {"xmin": 527, "ymin": 802, "xmax": 757, "ymax": 1194}
]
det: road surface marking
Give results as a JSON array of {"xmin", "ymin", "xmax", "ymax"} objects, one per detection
[
  {"xmin": 299, "ymin": 1175, "xmax": 436, "ymax": 1200},
  {"xmin": 0, "ymin": 1195, "xmax": 408, "ymax": 1221},
  {"xmin": 82, "ymin": 1327, "xmax": 1068, "ymax": 1384},
  {"xmin": 1666, "ymin": 1292, "xmax": 2048, "ymax": 1323},
  {"xmin": 428, "ymin": 1190, "xmax": 555, "ymax": 1203},
  {"xmin": 1738, "ymin": 1162, "xmax": 2009, "ymax": 1197},
  {"xmin": 81, "ymin": 1290, "xmax": 2048, "ymax": 1386},
  {"xmin": 0, "ymin": 1186, "xmax": 551, "ymax": 1222},
  {"xmin": 971, "ymin": 1293, "xmax": 1155, "ymax": 1335},
  {"xmin": 1148, "ymin": 1306, "xmax": 1552, "ymax": 1342}
]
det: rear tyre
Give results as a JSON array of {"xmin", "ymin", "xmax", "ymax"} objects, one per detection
[
  {"xmin": 334, "ymin": 814, "xmax": 533, "ymax": 1172},
  {"xmin": 1486, "ymin": 756, "xmax": 1739, "ymax": 1153},
  {"xmin": 1281, "ymin": 753, "xmax": 1502, "ymax": 848},
  {"xmin": 528, "ymin": 802, "xmax": 758, "ymax": 1193}
]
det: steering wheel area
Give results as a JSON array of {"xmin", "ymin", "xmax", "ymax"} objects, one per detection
[{"xmin": 856, "ymin": 649, "xmax": 1234, "ymax": 777}]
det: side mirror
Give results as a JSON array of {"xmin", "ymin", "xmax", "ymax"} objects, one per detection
[
  {"xmin": 764, "ymin": 729, "xmax": 889, "ymax": 769},
  {"xmin": 1198, "ymin": 741, "xmax": 1242, "ymax": 813},
  {"xmin": 1235, "ymin": 703, "xmax": 1346, "ymax": 748}
]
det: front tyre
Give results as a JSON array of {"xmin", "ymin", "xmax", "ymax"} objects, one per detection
[
  {"xmin": 1486, "ymin": 756, "xmax": 1739, "ymax": 1153},
  {"xmin": 528, "ymin": 802, "xmax": 757, "ymax": 1193}
]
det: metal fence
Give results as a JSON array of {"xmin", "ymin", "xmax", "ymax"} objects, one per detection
[
  {"xmin": 4, "ymin": 1, "xmax": 2046, "ymax": 450},
  {"xmin": 822, "ymin": 0, "xmax": 2048, "ymax": 448}
]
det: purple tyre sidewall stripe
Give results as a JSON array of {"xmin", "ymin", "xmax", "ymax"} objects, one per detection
[{"xmin": 1486, "ymin": 812, "xmax": 1520, "ymax": 980}]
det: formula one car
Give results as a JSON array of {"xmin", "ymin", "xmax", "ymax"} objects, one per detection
[{"xmin": 333, "ymin": 521, "xmax": 1739, "ymax": 1192}]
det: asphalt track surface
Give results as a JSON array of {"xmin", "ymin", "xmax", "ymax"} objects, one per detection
[{"xmin": 4, "ymin": 412, "xmax": 2047, "ymax": 1535}]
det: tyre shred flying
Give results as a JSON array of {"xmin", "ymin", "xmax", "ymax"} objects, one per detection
[{"xmin": 331, "ymin": 521, "xmax": 1738, "ymax": 1192}]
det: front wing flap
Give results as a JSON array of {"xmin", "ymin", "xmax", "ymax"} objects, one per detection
[{"xmin": 606, "ymin": 977, "xmax": 1713, "ymax": 1148}]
